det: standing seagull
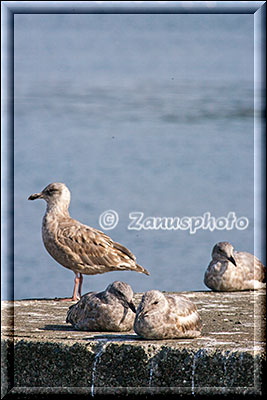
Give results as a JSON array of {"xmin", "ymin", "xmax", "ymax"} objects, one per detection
[
  {"xmin": 204, "ymin": 241, "xmax": 266, "ymax": 291},
  {"xmin": 134, "ymin": 290, "xmax": 201, "ymax": 339},
  {"xmin": 28, "ymin": 182, "xmax": 149, "ymax": 300}
]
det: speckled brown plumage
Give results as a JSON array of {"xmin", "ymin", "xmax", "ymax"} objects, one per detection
[
  {"xmin": 28, "ymin": 182, "xmax": 149, "ymax": 300},
  {"xmin": 134, "ymin": 290, "xmax": 202, "ymax": 339},
  {"xmin": 66, "ymin": 281, "xmax": 136, "ymax": 331},
  {"xmin": 204, "ymin": 241, "xmax": 266, "ymax": 291}
]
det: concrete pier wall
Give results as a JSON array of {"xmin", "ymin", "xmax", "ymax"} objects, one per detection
[{"xmin": 1, "ymin": 290, "xmax": 266, "ymax": 397}]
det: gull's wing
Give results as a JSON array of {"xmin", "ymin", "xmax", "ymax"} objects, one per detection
[
  {"xmin": 235, "ymin": 251, "xmax": 266, "ymax": 282},
  {"xmin": 56, "ymin": 217, "xmax": 149, "ymax": 275},
  {"xmin": 167, "ymin": 295, "xmax": 202, "ymax": 333}
]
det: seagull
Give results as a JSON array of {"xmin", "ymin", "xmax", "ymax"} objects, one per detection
[
  {"xmin": 66, "ymin": 281, "xmax": 136, "ymax": 331},
  {"xmin": 134, "ymin": 290, "xmax": 201, "ymax": 339},
  {"xmin": 28, "ymin": 182, "xmax": 149, "ymax": 300},
  {"xmin": 204, "ymin": 241, "xmax": 266, "ymax": 291}
]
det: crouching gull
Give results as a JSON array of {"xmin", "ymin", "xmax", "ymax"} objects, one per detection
[
  {"xmin": 134, "ymin": 290, "xmax": 202, "ymax": 339},
  {"xmin": 28, "ymin": 182, "xmax": 149, "ymax": 300},
  {"xmin": 204, "ymin": 241, "xmax": 266, "ymax": 291},
  {"xmin": 66, "ymin": 281, "xmax": 136, "ymax": 331}
]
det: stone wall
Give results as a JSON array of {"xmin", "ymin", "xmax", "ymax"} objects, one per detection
[{"xmin": 1, "ymin": 289, "xmax": 266, "ymax": 397}]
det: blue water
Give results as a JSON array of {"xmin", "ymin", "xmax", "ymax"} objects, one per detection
[{"xmin": 10, "ymin": 13, "xmax": 259, "ymax": 300}]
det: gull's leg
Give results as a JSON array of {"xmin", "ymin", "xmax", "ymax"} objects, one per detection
[
  {"xmin": 78, "ymin": 273, "xmax": 83, "ymax": 298},
  {"xmin": 71, "ymin": 272, "xmax": 80, "ymax": 301},
  {"xmin": 57, "ymin": 272, "xmax": 80, "ymax": 301}
]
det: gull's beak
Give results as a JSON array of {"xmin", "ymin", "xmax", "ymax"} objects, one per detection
[
  {"xmin": 228, "ymin": 255, "xmax": 237, "ymax": 266},
  {"xmin": 137, "ymin": 303, "xmax": 145, "ymax": 315},
  {"xmin": 128, "ymin": 301, "xmax": 136, "ymax": 313},
  {"xmin": 28, "ymin": 192, "xmax": 43, "ymax": 200},
  {"xmin": 120, "ymin": 301, "xmax": 136, "ymax": 324}
]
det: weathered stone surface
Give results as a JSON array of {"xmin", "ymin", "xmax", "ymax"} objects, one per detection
[{"xmin": 1, "ymin": 290, "xmax": 266, "ymax": 397}]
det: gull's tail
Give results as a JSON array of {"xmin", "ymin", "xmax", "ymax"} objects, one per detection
[{"xmin": 136, "ymin": 264, "xmax": 150, "ymax": 276}]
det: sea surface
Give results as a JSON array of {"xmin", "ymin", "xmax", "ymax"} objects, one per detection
[{"xmin": 7, "ymin": 12, "xmax": 261, "ymax": 300}]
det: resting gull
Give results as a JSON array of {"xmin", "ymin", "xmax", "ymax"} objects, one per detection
[
  {"xmin": 66, "ymin": 281, "xmax": 136, "ymax": 331},
  {"xmin": 134, "ymin": 290, "xmax": 201, "ymax": 339},
  {"xmin": 28, "ymin": 182, "xmax": 149, "ymax": 300},
  {"xmin": 204, "ymin": 241, "xmax": 266, "ymax": 291}
]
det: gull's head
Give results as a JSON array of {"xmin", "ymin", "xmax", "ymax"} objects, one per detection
[
  {"xmin": 107, "ymin": 281, "xmax": 136, "ymax": 313},
  {"xmin": 212, "ymin": 241, "xmax": 237, "ymax": 266},
  {"xmin": 28, "ymin": 182, "xmax": 71, "ymax": 210},
  {"xmin": 136, "ymin": 290, "xmax": 168, "ymax": 317}
]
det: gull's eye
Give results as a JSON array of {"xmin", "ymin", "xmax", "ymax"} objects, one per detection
[
  {"xmin": 153, "ymin": 300, "xmax": 159, "ymax": 305},
  {"xmin": 46, "ymin": 188, "xmax": 57, "ymax": 195}
]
